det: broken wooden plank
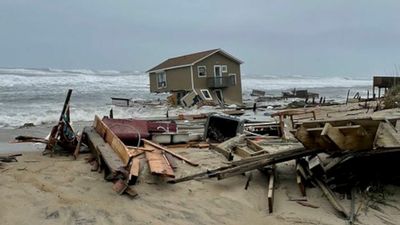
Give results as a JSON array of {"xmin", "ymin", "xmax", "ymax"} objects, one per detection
[
  {"xmin": 142, "ymin": 139, "xmax": 198, "ymax": 166},
  {"xmin": 93, "ymin": 115, "xmax": 131, "ymax": 165},
  {"xmin": 296, "ymin": 201, "xmax": 319, "ymax": 208},
  {"xmin": 216, "ymin": 147, "xmax": 318, "ymax": 180},
  {"xmin": 144, "ymin": 144, "xmax": 175, "ymax": 178},
  {"xmin": 374, "ymin": 121, "xmax": 400, "ymax": 149},
  {"xmin": 165, "ymin": 153, "xmax": 178, "ymax": 170},
  {"xmin": 246, "ymin": 139, "xmax": 264, "ymax": 152}
]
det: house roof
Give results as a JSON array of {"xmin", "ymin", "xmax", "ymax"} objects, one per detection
[{"xmin": 147, "ymin": 48, "xmax": 243, "ymax": 73}]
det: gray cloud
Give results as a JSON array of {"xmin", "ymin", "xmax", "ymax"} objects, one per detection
[{"xmin": 0, "ymin": 0, "xmax": 399, "ymax": 77}]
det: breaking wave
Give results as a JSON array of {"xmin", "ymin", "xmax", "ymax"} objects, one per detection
[{"xmin": 0, "ymin": 68, "xmax": 373, "ymax": 128}]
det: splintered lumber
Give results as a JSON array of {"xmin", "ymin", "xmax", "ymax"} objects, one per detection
[
  {"xmin": 216, "ymin": 147, "xmax": 318, "ymax": 180},
  {"xmin": 93, "ymin": 115, "xmax": 131, "ymax": 165},
  {"xmin": 170, "ymin": 146, "xmax": 319, "ymax": 183},
  {"xmin": 144, "ymin": 145, "xmax": 175, "ymax": 178},
  {"xmin": 168, "ymin": 165, "xmax": 234, "ymax": 183},
  {"xmin": 212, "ymin": 135, "xmax": 245, "ymax": 160},
  {"xmin": 142, "ymin": 139, "xmax": 198, "ymax": 166},
  {"xmin": 84, "ymin": 127, "xmax": 124, "ymax": 173},
  {"xmin": 267, "ymin": 167, "xmax": 275, "ymax": 213}
]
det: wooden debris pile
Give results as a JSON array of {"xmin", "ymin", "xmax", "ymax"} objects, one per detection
[
  {"xmin": 170, "ymin": 116, "xmax": 400, "ymax": 221},
  {"xmin": 78, "ymin": 115, "xmax": 198, "ymax": 197}
]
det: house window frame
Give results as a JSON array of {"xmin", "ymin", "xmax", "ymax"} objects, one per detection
[
  {"xmin": 200, "ymin": 89, "xmax": 213, "ymax": 100},
  {"xmin": 221, "ymin": 65, "xmax": 228, "ymax": 73},
  {"xmin": 156, "ymin": 71, "xmax": 167, "ymax": 89},
  {"xmin": 197, "ymin": 65, "xmax": 207, "ymax": 77},
  {"xmin": 229, "ymin": 73, "xmax": 237, "ymax": 85}
]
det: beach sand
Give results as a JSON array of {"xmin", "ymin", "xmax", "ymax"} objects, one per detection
[{"xmin": 1, "ymin": 103, "xmax": 400, "ymax": 225}]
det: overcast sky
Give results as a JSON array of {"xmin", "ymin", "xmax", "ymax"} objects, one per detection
[{"xmin": 0, "ymin": 1, "xmax": 399, "ymax": 76}]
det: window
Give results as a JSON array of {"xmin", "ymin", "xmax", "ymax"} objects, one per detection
[
  {"xmin": 200, "ymin": 89, "xmax": 213, "ymax": 100},
  {"xmin": 229, "ymin": 73, "xmax": 237, "ymax": 85},
  {"xmin": 198, "ymin": 66, "xmax": 207, "ymax": 77},
  {"xmin": 157, "ymin": 72, "xmax": 167, "ymax": 88},
  {"xmin": 221, "ymin": 65, "xmax": 228, "ymax": 73}
]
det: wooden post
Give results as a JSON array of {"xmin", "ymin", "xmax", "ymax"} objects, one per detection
[
  {"xmin": 267, "ymin": 166, "xmax": 276, "ymax": 213},
  {"xmin": 109, "ymin": 108, "xmax": 113, "ymax": 118},
  {"xmin": 345, "ymin": 89, "xmax": 350, "ymax": 105}
]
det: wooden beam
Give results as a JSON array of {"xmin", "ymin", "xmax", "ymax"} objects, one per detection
[
  {"xmin": 314, "ymin": 177, "xmax": 349, "ymax": 218},
  {"xmin": 142, "ymin": 139, "xmax": 198, "ymax": 166},
  {"xmin": 84, "ymin": 127, "xmax": 124, "ymax": 174},
  {"xmin": 93, "ymin": 115, "xmax": 131, "ymax": 165}
]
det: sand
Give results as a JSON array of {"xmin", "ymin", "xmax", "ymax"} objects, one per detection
[{"xmin": 1, "ymin": 102, "xmax": 400, "ymax": 225}]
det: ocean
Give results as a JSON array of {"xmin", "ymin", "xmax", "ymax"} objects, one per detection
[{"xmin": 0, "ymin": 68, "xmax": 372, "ymax": 128}]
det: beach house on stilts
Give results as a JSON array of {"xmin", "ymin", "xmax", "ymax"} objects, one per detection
[{"xmin": 147, "ymin": 49, "xmax": 243, "ymax": 107}]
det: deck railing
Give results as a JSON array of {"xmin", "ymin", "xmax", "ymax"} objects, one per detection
[{"xmin": 207, "ymin": 76, "xmax": 235, "ymax": 88}]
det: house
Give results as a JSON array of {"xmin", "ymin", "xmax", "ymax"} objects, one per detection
[{"xmin": 147, "ymin": 49, "xmax": 243, "ymax": 106}]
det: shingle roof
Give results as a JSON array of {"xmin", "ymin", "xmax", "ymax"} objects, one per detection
[{"xmin": 147, "ymin": 49, "xmax": 243, "ymax": 73}]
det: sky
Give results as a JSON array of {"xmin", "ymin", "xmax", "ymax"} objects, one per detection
[{"xmin": 0, "ymin": 0, "xmax": 400, "ymax": 76}]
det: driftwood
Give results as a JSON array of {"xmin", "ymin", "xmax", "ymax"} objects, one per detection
[
  {"xmin": 0, "ymin": 153, "xmax": 22, "ymax": 162},
  {"xmin": 13, "ymin": 136, "xmax": 48, "ymax": 144}
]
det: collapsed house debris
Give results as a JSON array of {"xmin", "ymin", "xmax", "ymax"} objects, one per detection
[{"xmin": 169, "ymin": 115, "xmax": 400, "ymax": 221}]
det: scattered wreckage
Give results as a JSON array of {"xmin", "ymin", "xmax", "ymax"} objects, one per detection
[{"xmin": 10, "ymin": 89, "xmax": 400, "ymax": 224}]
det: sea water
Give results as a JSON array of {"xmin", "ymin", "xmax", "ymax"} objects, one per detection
[{"xmin": 0, "ymin": 68, "xmax": 372, "ymax": 128}]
